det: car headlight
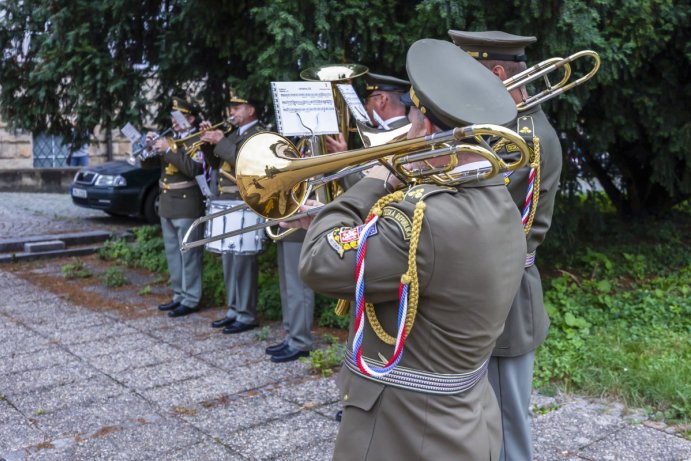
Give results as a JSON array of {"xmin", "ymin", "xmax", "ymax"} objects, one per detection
[{"xmin": 94, "ymin": 174, "xmax": 127, "ymax": 187}]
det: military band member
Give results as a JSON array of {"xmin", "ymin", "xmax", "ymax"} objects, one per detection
[
  {"xmin": 263, "ymin": 228, "xmax": 316, "ymax": 363},
  {"xmin": 325, "ymin": 71, "xmax": 410, "ymax": 154},
  {"xmin": 200, "ymin": 93, "xmax": 265, "ymax": 334},
  {"xmin": 449, "ymin": 29, "xmax": 564, "ymax": 461},
  {"xmin": 149, "ymin": 96, "xmax": 205, "ymax": 318},
  {"xmin": 297, "ymin": 39, "xmax": 527, "ymax": 460}
]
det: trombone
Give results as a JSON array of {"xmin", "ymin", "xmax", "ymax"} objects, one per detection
[
  {"xmin": 505, "ymin": 50, "xmax": 601, "ymax": 111},
  {"xmin": 180, "ymin": 123, "xmax": 531, "ymax": 252}
]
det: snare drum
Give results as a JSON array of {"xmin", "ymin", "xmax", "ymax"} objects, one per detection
[{"xmin": 204, "ymin": 200, "xmax": 265, "ymax": 254}]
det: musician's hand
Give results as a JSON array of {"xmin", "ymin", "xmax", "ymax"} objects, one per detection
[
  {"xmin": 201, "ymin": 130, "xmax": 224, "ymax": 145},
  {"xmin": 199, "ymin": 120, "xmax": 213, "ymax": 131},
  {"xmin": 153, "ymin": 138, "xmax": 169, "ymax": 153},
  {"xmin": 279, "ymin": 199, "xmax": 323, "ymax": 230},
  {"xmin": 367, "ymin": 164, "xmax": 403, "ymax": 190},
  {"xmin": 325, "ymin": 133, "xmax": 347, "ymax": 153}
]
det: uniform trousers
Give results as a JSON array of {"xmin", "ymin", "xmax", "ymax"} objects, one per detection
[
  {"xmin": 221, "ymin": 252, "xmax": 258, "ymax": 324},
  {"xmin": 161, "ymin": 216, "xmax": 202, "ymax": 307},
  {"xmin": 277, "ymin": 241, "xmax": 314, "ymax": 351},
  {"xmin": 488, "ymin": 350, "xmax": 536, "ymax": 461}
]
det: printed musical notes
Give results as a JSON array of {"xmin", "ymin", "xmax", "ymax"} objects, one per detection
[
  {"xmin": 271, "ymin": 82, "xmax": 339, "ymax": 136},
  {"xmin": 336, "ymin": 84, "xmax": 371, "ymax": 124}
]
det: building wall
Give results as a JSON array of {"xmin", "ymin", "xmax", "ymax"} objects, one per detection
[{"xmin": 0, "ymin": 118, "xmax": 133, "ymax": 170}]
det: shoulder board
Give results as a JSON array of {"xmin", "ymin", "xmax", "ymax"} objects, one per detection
[
  {"xmin": 517, "ymin": 115, "xmax": 535, "ymax": 139},
  {"xmin": 498, "ymin": 115, "xmax": 536, "ymax": 154},
  {"xmin": 403, "ymin": 184, "xmax": 456, "ymax": 204}
]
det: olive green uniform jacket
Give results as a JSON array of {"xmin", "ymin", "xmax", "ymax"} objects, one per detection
[
  {"xmin": 493, "ymin": 106, "xmax": 562, "ymax": 357},
  {"xmin": 158, "ymin": 146, "xmax": 204, "ymax": 219},
  {"xmin": 207, "ymin": 122, "xmax": 266, "ymax": 201},
  {"xmin": 299, "ymin": 176, "xmax": 526, "ymax": 460}
]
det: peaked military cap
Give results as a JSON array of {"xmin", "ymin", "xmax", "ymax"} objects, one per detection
[
  {"xmin": 228, "ymin": 89, "xmax": 261, "ymax": 109},
  {"xmin": 448, "ymin": 30, "xmax": 537, "ymax": 62},
  {"xmin": 364, "ymin": 72, "xmax": 410, "ymax": 95},
  {"xmin": 171, "ymin": 96, "xmax": 200, "ymax": 117},
  {"xmin": 401, "ymin": 38, "xmax": 516, "ymax": 129}
]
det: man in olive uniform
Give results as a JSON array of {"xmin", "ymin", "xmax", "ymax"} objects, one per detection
[
  {"xmin": 325, "ymin": 72, "xmax": 409, "ymax": 154},
  {"xmin": 298, "ymin": 39, "xmax": 527, "ymax": 460},
  {"xmin": 449, "ymin": 30, "xmax": 564, "ymax": 461},
  {"xmin": 149, "ymin": 96, "xmax": 205, "ymax": 318},
  {"xmin": 200, "ymin": 94, "xmax": 265, "ymax": 334},
  {"xmin": 361, "ymin": 72, "xmax": 410, "ymax": 130}
]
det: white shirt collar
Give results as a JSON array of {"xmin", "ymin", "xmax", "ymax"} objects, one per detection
[{"xmin": 239, "ymin": 120, "xmax": 259, "ymax": 136}]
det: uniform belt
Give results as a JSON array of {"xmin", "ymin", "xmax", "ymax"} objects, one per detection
[
  {"xmin": 159, "ymin": 180, "xmax": 196, "ymax": 190},
  {"xmin": 218, "ymin": 185, "xmax": 239, "ymax": 194},
  {"xmin": 525, "ymin": 251, "xmax": 536, "ymax": 268},
  {"xmin": 344, "ymin": 352, "xmax": 489, "ymax": 395}
]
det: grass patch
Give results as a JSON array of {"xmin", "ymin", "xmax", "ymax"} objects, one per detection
[
  {"xmin": 101, "ymin": 268, "xmax": 128, "ymax": 288},
  {"xmin": 60, "ymin": 259, "xmax": 92, "ymax": 279},
  {"xmin": 536, "ymin": 201, "xmax": 690, "ymax": 424},
  {"xmin": 301, "ymin": 335, "xmax": 346, "ymax": 378}
]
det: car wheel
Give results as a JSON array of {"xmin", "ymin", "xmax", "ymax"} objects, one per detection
[{"xmin": 143, "ymin": 189, "xmax": 160, "ymax": 224}]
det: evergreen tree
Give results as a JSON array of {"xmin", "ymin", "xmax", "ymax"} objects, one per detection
[{"xmin": 0, "ymin": 0, "xmax": 688, "ymax": 215}]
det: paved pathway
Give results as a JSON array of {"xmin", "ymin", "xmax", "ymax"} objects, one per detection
[
  {"xmin": 0, "ymin": 193, "xmax": 690, "ymax": 460},
  {"xmin": 0, "ymin": 192, "xmax": 136, "ymax": 239}
]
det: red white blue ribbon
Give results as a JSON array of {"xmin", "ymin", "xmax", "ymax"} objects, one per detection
[{"xmin": 351, "ymin": 214, "xmax": 409, "ymax": 378}]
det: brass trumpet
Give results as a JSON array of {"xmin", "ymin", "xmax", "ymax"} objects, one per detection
[
  {"xmin": 167, "ymin": 121, "xmax": 234, "ymax": 156},
  {"xmin": 505, "ymin": 50, "xmax": 601, "ymax": 111}
]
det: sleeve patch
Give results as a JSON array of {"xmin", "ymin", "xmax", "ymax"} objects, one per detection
[
  {"xmin": 382, "ymin": 206, "xmax": 412, "ymax": 241},
  {"xmin": 326, "ymin": 223, "xmax": 378, "ymax": 259}
]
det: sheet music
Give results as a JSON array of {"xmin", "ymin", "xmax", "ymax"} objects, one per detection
[
  {"xmin": 336, "ymin": 83, "xmax": 371, "ymax": 124},
  {"xmin": 271, "ymin": 81, "xmax": 339, "ymax": 136},
  {"xmin": 120, "ymin": 123, "xmax": 142, "ymax": 144},
  {"xmin": 170, "ymin": 110, "xmax": 191, "ymax": 130}
]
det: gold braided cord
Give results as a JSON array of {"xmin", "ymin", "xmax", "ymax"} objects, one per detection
[
  {"xmin": 523, "ymin": 136, "xmax": 541, "ymax": 235},
  {"xmin": 333, "ymin": 191, "xmax": 405, "ymax": 318},
  {"xmin": 334, "ymin": 299, "xmax": 350, "ymax": 317},
  {"xmin": 366, "ymin": 199, "xmax": 427, "ymax": 345}
]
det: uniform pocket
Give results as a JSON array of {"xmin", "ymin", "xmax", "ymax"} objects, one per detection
[{"xmin": 333, "ymin": 372, "xmax": 385, "ymax": 460}]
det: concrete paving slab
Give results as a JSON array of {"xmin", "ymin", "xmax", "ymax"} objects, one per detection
[
  {"xmin": 2, "ymin": 362, "xmax": 99, "ymax": 395},
  {"xmin": 272, "ymin": 375, "xmax": 340, "ymax": 407},
  {"xmin": 225, "ymin": 410, "xmax": 339, "ymax": 460},
  {"xmin": 86, "ymin": 341, "xmax": 186, "ymax": 375},
  {"xmin": 0, "ymin": 346, "xmax": 76, "ymax": 376},
  {"xmin": 0, "ymin": 400, "xmax": 46, "ymax": 454},
  {"xmin": 28, "ymin": 392, "xmax": 161, "ymax": 439},
  {"xmin": 62, "ymin": 331, "xmax": 158, "ymax": 359},
  {"xmin": 178, "ymin": 394, "xmax": 302, "ymax": 440},
  {"xmin": 159, "ymin": 441, "xmax": 244, "ymax": 461},
  {"xmin": 0, "ymin": 331, "xmax": 54, "ymax": 357},
  {"xmin": 27, "ymin": 310, "xmax": 115, "ymax": 336},
  {"xmin": 115, "ymin": 357, "xmax": 220, "ymax": 391},
  {"xmin": 196, "ymin": 342, "xmax": 272, "ymax": 370},
  {"xmin": 93, "ymin": 418, "xmax": 203, "ymax": 460},
  {"xmin": 7, "ymin": 375, "xmax": 125, "ymax": 415},
  {"xmin": 278, "ymin": 437, "xmax": 336, "ymax": 461},
  {"xmin": 532, "ymin": 397, "xmax": 628, "ymax": 460},
  {"xmin": 138, "ymin": 371, "xmax": 239, "ymax": 410},
  {"xmin": 579, "ymin": 424, "xmax": 691, "ymax": 461},
  {"xmin": 44, "ymin": 321, "xmax": 140, "ymax": 346}
]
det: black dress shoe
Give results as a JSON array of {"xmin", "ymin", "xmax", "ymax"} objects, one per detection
[
  {"xmin": 265, "ymin": 341, "xmax": 288, "ymax": 355},
  {"xmin": 270, "ymin": 345, "xmax": 310, "ymax": 363},
  {"xmin": 158, "ymin": 300, "xmax": 180, "ymax": 311},
  {"xmin": 211, "ymin": 317, "xmax": 236, "ymax": 328},
  {"xmin": 222, "ymin": 321, "xmax": 259, "ymax": 334},
  {"xmin": 167, "ymin": 305, "xmax": 198, "ymax": 318}
]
